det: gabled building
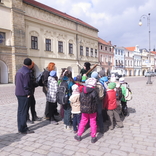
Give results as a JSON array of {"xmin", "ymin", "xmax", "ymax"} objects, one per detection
[
  {"xmin": 126, "ymin": 45, "xmax": 141, "ymax": 76},
  {"xmin": 98, "ymin": 37, "xmax": 113, "ymax": 76},
  {"xmin": 113, "ymin": 46, "xmax": 125, "ymax": 76},
  {"xmin": 124, "ymin": 47, "xmax": 134, "ymax": 76},
  {"xmin": 0, "ymin": 0, "xmax": 99, "ymax": 83}
]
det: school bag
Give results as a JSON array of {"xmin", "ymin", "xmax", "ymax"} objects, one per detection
[
  {"xmin": 95, "ymin": 82, "xmax": 105, "ymax": 100},
  {"xmin": 56, "ymin": 80, "xmax": 69, "ymax": 105},
  {"xmin": 116, "ymin": 87, "xmax": 122, "ymax": 100},
  {"xmin": 125, "ymin": 86, "xmax": 132, "ymax": 101},
  {"xmin": 121, "ymin": 83, "xmax": 132, "ymax": 101},
  {"xmin": 35, "ymin": 72, "xmax": 44, "ymax": 86}
]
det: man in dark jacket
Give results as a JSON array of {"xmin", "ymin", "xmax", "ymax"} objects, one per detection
[{"xmin": 15, "ymin": 58, "xmax": 34, "ymax": 134}]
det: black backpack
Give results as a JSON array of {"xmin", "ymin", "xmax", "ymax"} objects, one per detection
[
  {"xmin": 116, "ymin": 87, "xmax": 122, "ymax": 100},
  {"xmin": 35, "ymin": 72, "xmax": 44, "ymax": 86},
  {"xmin": 56, "ymin": 80, "xmax": 69, "ymax": 105}
]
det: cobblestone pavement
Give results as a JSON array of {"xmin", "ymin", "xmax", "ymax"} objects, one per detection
[{"xmin": 0, "ymin": 77, "xmax": 156, "ymax": 156}]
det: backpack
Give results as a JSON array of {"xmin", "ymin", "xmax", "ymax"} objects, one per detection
[
  {"xmin": 42, "ymin": 69, "xmax": 50, "ymax": 87},
  {"xmin": 56, "ymin": 80, "xmax": 69, "ymax": 105},
  {"xmin": 35, "ymin": 72, "xmax": 44, "ymax": 86},
  {"xmin": 121, "ymin": 83, "xmax": 132, "ymax": 101},
  {"xmin": 95, "ymin": 82, "xmax": 105, "ymax": 100},
  {"xmin": 116, "ymin": 87, "xmax": 122, "ymax": 100},
  {"xmin": 80, "ymin": 89, "xmax": 97, "ymax": 114},
  {"xmin": 125, "ymin": 87, "xmax": 132, "ymax": 101}
]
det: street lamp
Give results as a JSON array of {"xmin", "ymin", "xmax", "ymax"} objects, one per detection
[{"xmin": 139, "ymin": 13, "xmax": 152, "ymax": 84}]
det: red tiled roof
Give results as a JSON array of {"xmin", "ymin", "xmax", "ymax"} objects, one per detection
[
  {"xmin": 23, "ymin": 0, "xmax": 98, "ymax": 31},
  {"xmin": 98, "ymin": 37, "xmax": 110, "ymax": 45},
  {"xmin": 151, "ymin": 51, "xmax": 156, "ymax": 54},
  {"xmin": 125, "ymin": 47, "xmax": 135, "ymax": 51}
]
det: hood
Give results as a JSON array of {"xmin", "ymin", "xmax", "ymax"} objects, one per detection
[
  {"xmin": 100, "ymin": 76, "xmax": 108, "ymax": 83},
  {"xmin": 83, "ymin": 86, "xmax": 94, "ymax": 94}
]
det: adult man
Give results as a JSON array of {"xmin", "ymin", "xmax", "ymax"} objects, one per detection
[{"xmin": 15, "ymin": 58, "xmax": 34, "ymax": 134}]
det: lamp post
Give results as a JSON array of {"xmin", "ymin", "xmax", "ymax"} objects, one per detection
[{"xmin": 139, "ymin": 13, "xmax": 152, "ymax": 84}]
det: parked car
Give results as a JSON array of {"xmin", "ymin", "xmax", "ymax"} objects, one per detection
[{"xmin": 144, "ymin": 72, "xmax": 155, "ymax": 77}]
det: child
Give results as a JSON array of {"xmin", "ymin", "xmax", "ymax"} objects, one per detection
[
  {"xmin": 69, "ymin": 84, "xmax": 81, "ymax": 133},
  {"xmin": 74, "ymin": 78, "xmax": 99, "ymax": 143},
  {"xmin": 103, "ymin": 82, "xmax": 123, "ymax": 130},
  {"xmin": 47, "ymin": 70, "xmax": 58, "ymax": 125}
]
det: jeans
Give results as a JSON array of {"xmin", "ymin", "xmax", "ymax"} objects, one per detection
[
  {"xmin": 63, "ymin": 104, "xmax": 72, "ymax": 126},
  {"xmin": 16, "ymin": 96, "xmax": 29, "ymax": 132},
  {"xmin": 73, "ymin": 113, "xmax": 81, "ymax": 131},
  {"xmin": 97, "ymin": 99, "xmax": 104, "ymax": 133},
  {"xmin": 78, "ymin": 112, "xmax": 97, "ymax": 137}
]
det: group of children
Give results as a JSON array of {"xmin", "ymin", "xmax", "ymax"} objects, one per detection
[{"xmin": 44, "ymin": 63, "xmax": 130, "ymax": 143}]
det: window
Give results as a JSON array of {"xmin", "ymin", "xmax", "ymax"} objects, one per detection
[
  {"xmin": 69, "ymin": 43, "xmax": 73, "ymax": 54},
  {"xmin": 101, "ymin": 45, "xmax": 102, "ymax": 50},
  {"xmin": 95, "ymin": 49, "xmax": 97, "ymax": 57},
  {"xmin": 118, "ymin": 50, "xmax": 120, "ymax": 55},
  {"xmin": 100, "ymin": 55, "xmax": 102, "ymax": 62},
  {"xmin": 86, "ymin": 47, "xmax": 89, "ymax": 56},
  {"xmin": 109, "ymin": 47, "xmax": 111, "ymax": 52},
  {"xmin": 116, "ymin": 60, "xmax": 118, "ymax": 66},
  {"xmin": 31, "ymin": 36, "xmax": 38, "ymax": 49},
  {"xmin": 105, "ymin": 47, "xmax": 107, "ymax": 51},
  {"xmin": 80, "ymin": 46, "xmax": 83, "ymax": 55},
  {"xmin": 115, "ymin": 49, "xmax": 117, "ymax": 54},
  {"xmin": 58, "ymin": 41, "xmax": 63, "ymax": 53},
  {"xmin": 45, "ymin": 39, "xmax": 51, "ymax": 51},
  {"xmin": 91, "ymin": 48, "xmax": 93, "ymax": 56},
  {"xmin": 0, "ymin": 32, "xmax": 5, "ymax": 45}
]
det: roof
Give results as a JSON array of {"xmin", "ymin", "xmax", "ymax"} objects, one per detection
[
  {"xmin": 23, "ymin": 0, "xmax": 98, "ymax": 31},
  {"xmin": 98, "ymin": 37, "xmax": 111, "ymax": 46},
  {"xmin": 125, "ymin": 47, "xmax": 135, "ymax": 51},
  {"xmin": 151, "ymin": 51, "xmax": 156, "ymax": 54}
]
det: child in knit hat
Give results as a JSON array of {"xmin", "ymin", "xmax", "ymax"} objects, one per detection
[
  {"xmin": 69, "ymin": 84, "xmax": 81, "ymax": 133},
  {"xmin": 74, "ymin": 78, "xmax": 98, "ymax": 143},
  {"xmin": 103, "ymin": 82, "xmax": 123, "ymax": 130}
]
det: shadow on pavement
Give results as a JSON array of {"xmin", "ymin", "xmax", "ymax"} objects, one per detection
[
  {"xmin": 0, "ymin": 133, "xmax": 24, "ymax": 149},
  {"xmin": 28, "ymin": 119, "xmax": 50, "ymax": 131}
]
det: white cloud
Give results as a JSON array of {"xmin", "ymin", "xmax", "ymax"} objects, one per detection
[{"xmin": 36, "ymin": 0, "xmax": 156, "ymax": 50}]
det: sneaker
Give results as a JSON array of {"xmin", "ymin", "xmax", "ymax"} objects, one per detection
[
  {"xmin": 109, "ymin": 126, "xmax": 113, "ymax": 130},
  {"xmin": 116, "ymin": 125, "xmax": 123, "ymax": 128},
  {"xmin": 33, "ymin": 116, "xmax": 42, "ymax": 121},
  {"xmin": 74, "ymin": 135, "xmax": 81, "ymax": 141},
  {"xmin": 27, "ymin": 119, "xmax": 34, "ymax": 124},
  {"xmin": 66, "ymin": 126, "xmax": 72, "ymax": 130},
  {"xmin": 50, "ymin": 120, "xmax": 58, "ymax": 125},
  {"xmin": 19, "ymin": 130, "xmax": 35, "ymax": 134},
  {"xmin": 91, "ymin": 137, "xmax": 97, "ymax": 143}
]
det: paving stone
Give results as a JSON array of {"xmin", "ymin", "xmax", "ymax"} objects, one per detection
[
  {"xmin": 111, "ymin": 149, "xmax": 128, "ymax": 156},
  {"xmin": 87, "ymin": 149, "xmax": 104, "ymax": 156}
]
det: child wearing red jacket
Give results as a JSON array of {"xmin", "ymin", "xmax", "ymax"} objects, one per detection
[{"xmin": 103, "ymin": 82, "xmax": 123, "ymax": 130}]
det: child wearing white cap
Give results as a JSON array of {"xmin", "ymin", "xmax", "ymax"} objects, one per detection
[{"xmin": 69, "ymin": 84, "xmax": 81, "ymax": 133}]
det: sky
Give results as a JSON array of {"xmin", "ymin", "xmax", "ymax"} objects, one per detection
[{"xmin": 36, "ymin": 0, "xmax": 156, "ymax": 51}]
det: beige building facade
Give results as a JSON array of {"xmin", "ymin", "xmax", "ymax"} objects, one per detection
[{"xmin": 0, "ymin": 0, "xmax": 99, "ymax": 83}]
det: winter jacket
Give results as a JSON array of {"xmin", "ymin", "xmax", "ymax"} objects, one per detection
[
  {"xmin": 15, "ymin": 66, "xmax": 32, "ymax": 96},
  {"xmin": 69, "ymin": 93, "xmax": 81, "ymax": 114},
  {"xmin": 80, "ymin": 86, "xmax": 98, "ymax": 114},
  {"xmin": 103, "ymin": 89, "xmax": 117, "ymax": 110},
  {"xmin": 47, "ymin": 76, "xmax": 58, "ymax": 103}
]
